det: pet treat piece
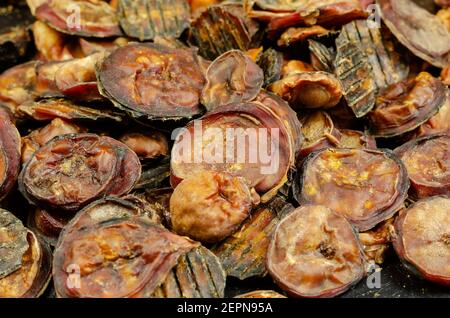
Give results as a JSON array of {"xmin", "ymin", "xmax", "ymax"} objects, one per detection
[
  {"xmin": 378, "ymin": 0, "xmax": 450, "ymax": 68},
  {"xmin": 296, "ymin": 148, "xmax": 409, "ymax": 231},
  {"xmin": 393, "ymin": 196, "xmax": 450, "ymax": 286},
  {"xmin": 119, "ymin": 131, "xmax": 168, "ymax": 161},
  {"xmin": 0, "ymin": 113, "xmax": 21, "ymax": 201},
  {"xmin": 395, "ymin": 134, "xmax": 450, "ymax": 199},
  {"xmin": 201, "ymin": 50, "xmax": 264, "ymax": 111},
  {"xmin": 170, "ymin": 171, "xmax": 259, "ymax": 244},
  {"xmin": 369, "ymin": 72, "xmax": 447, "ymax": 138},
  {"xmin": 267, "ymin": 205, "xmax": 366, "ymax": 298},
  {"xmin": 118, "ymin": 0, "xmax": 190, "ymax": 41},
  {"xmin": 277, "ymin": 26, "xmax": 329, "ymax": 47},
  {"xmin": 98, "ymin": 43, "xmax": 205, "ymax": 122}
]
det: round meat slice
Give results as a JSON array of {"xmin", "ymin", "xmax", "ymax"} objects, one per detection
[
  {"xmin": 395, "ymin": 134, "xmax": 450, "ymax": 199},
  {"xmin": 296, "ymin": 148, "xmax": 409, "ymax": 231},
  {"xmin": 98, "ymin": 43, "xmax": 205, "ymax": 121},
  {"xmin": 267, "ymin": 205, "xmax": 366, "ymax": 298},
  {"xmin": 170, "ymin": 171, "xmax": 258, "ymax": 244},
  {"xmin": 393, "ymin": 196, "xmax": 450, "ymax": 286}
]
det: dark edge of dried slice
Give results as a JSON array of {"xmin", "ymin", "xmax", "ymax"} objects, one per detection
[
  {"xmin": 0, "ymin": 114, "xmax": 21, "ymax": 201},
  {"xmin": 308, "ymin": 39, "xmax": 335, "ymax": 73}
]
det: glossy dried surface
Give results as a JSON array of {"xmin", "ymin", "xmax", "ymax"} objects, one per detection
[
  {"xmin": 201, "ymin": 50, "xmax": 264, "ymax": 111},
  {"xmin": 267, "ymin": 205, "xmax": 366, "ymax": 298},
  {"xmin": 395, "ymin": 134, "xmax": 450, "ymax": 199},
  {"xmin": 119, "ymin": 131, "xmax": 168, "ymax": 160},
  {"xmin": 99, "ymin": 43, "xmax": 205, "ymax": 121},
  {"xmin": 170, "ymin": 171, "xmax": 256, "ymax": 243},
  {"xmin": 0, "ymin": 113, "xmax": 21, "ymax": 201},
  {"xmin": 378, "ymin": 0, "xmax": 450, "ymax": 68},
  {"xmin": 393, "ymin": 196, "xmax": 450, "ymax": 286},
  {"xmin": 118, "ymin": 0, "xmax": 190, "ymax": 41},
  {"xmin": 369, "ymin": 72, "xmax": 447, "ymax": 138},
  {"xmin": 297, "ymin": 148, "xmax": 409, "ymax": 231},
  {"xmin": 278, "ymin": 26, "xmax": 329, "ymax": 47}
]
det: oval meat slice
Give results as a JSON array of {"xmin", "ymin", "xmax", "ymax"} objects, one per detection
[
  {"xmin": 395, "ymin": 134, "xmax": 450, "ymax": 199},
  {"xmin": 267, "ymin": 205, "xmax": 366, "ymax": 298},
  {"xmin": 296, "ymin": 148, "xmax": 409, "ymax": 231},
  {"xmin": 98, "ymin": 43, "xmax": 205, "ymax": 121},
  {"xmin": 393, "ymin": 196, "xmax": 450, "ymax": 286},
  {"xmin": 0, "ymin": 113, "xmax": 21, "ymax": 201}
]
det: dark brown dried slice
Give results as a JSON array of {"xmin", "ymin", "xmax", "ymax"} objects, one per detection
[
  {"xmin": 267, "ymin": 204, "xmax": 366, "ymax": 298},
  {"xmin": 395, "ymin": 134, "xmax": 450, "ymax": 199},
  {"xmin": 269, "ymin": 71, "xmax": 343, "ymax": 110},
  {"xmin": 170, "ymin": 171, "xmax": 258, "ymax": 244},
  {"xmin": 359, "ymin": 218, "xmax": 394, "ymax": 265},
  {"xmin": 188, "ymin": 4, "xmax": 258, "ymax": 60},
  {"xmin": 34, "ymin": 0, "xmax": 122, "ymax": 38},
  {"xmin": 118, "ymin": 0, "xmax": 190, "ymax": 41},
  {"xmin": 18, "ymin": 98, "xmax": 123, "ymax": 122},
  {"xmin": 98, "ymin": 43, "xmax": 205, "ymax": 121},
  {"xmin": 212, "ymin": 196, "xmax": 294, "ymax": 280},
  {"xmin": 135, "ymin": 157, "xmax": 171, "ymax": 190},
  {"xmin": 119, "ymin": 131, "xmax": 168, "ymax": 161},
  {"xmin": 378, "ymin": 0, "xmax": 450, "ymax": 68},
  {"xmin": 21, "ymin": 118, "xmax": 83, "ymax": 165},
  {"xmin": 393, "ymin": 196, "xmax": 450, "ymax": 286},
  {"xmin": 0, "ymin": 113, "xmax": 21, "ymax": 201},
  {"xmin": 27, "ymin": 207, "xmax": 70, "ymax": 247},
  {"xmin": 170, "ymin": 102, "xmax": 292, "ymax": 203},
  {"xmin": 152, "ymin": 246, "xmax": 226, "ymax": 298},
  {"xmin": 296, "ymin": 148, "xmax": 409, "ymax": 231},
  {"xmin": 78, "ymin": 37, "xmax": 130, "ymax": 56},
  {"xmin": 256, "ymin": 48, "xmax": 284, "ymax": 87},
  {"xmin": 0, "ymin": 26, "xmax": 31, "ymax": 73},
  {"xmin": 235, "ymin": 290, "xmax": 286, "ymax": 298},
  {"xmin": 278, "ymin": 25, "xmax": 329, "ymax": 47},
  {"xmin": 308, "ymin": 40, "xmax": 335, "ymax": 73},
  {"xmin": 338, "ymin": 129, "xmax": 377, "ymax": 149},
  {"xmin": 144, "ymin": 187, "xmax": 173, "ymax": 227},
  {"xmin": 201, "ymin": 50, "xmax": 264, "ymax": 111},
  {"xmin": 368, "ymin": 72, "xmax": 447, "ymax": 138},
  {"xmin": 298, "ymin": 111, "xmax": 341, "ymax": 160},
  {"xmin": 53, "ymin": 206, "xmax": 199, "ymax": 298}
]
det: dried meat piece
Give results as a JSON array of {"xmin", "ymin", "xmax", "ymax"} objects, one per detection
[
  {"xmin": 308, "ymin": 39, "xmax": 335, "ymax": 72},
  {"xmin": 359, "ymin": 218, "xmax": 394, "ymax": 265},
  {"xmin": 0, "ymin": 113, "xmax": 21, "ymax": 201},
  {"xmin": 119, "ymin": 131, "xmax": 168, "ymax": 161},
  {"xmin": 368, "ymin": 72, "xmax": 447, "ymax": 138},
  {"xmin": 267, "ymin": 204, "xmax": 366, "ymax": 298},
  {"xmin": 378, "ymin": 0, "xmax": 450, "ymax": 68},
  {"xmin": 98, "ymin": 43, "xmax": 205, "ymax": 122},
  {"xmin": 235, "ymin": 290, "xmax": 286, "ymax": 298},
  {"xmin": 296, "ymin": 148, "xmax": 409, "ymax": 231},
  {"xmin": 135, "ymin": 157, "xmax": 171, "ymax": 190},
  {"xmin": 256, "ymin": 48, "xmax": 284, "ymax": 87},
  {"xmin": 32, "ymin": 21, "xmax": 73, "ymax": 61},
  {"xmin": 338, "ymin": 129, "xmax": 377, "ymax": 149},
  {"xmin": 201, "ymin": 50, "xmax": 264, "ymax": 111},
  {"xmin": 34, "ymin": 0, "xmax": 122, "ymax": 38},
  {"xmin": 393, "ymin": 196, "xmax": 450, "ymax": 286},
  {"xmin": 212, "ymin": 196, "xmax": 294, "ymax": 280},
  {"xmin": 395, "ymin": 134, "xmax": 450, "ymax": 199},
  {"xmin": 27, "ymin": 207, "xmax": 70, "ymax": 247},
  {"xmin": 118, "ymin": 0, "xmax": 190, "ymax": 41},
  {"xmin": 170, "ymin": 171, "xmax": 259, "ymax": 244},
  {"xmin": 277, "ymin": 25, "xmax": 329, "ymax": 47}
]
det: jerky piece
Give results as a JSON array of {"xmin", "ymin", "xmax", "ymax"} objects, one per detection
[
  {"xmin": 338, "ymin": 129, "xmax": 377, "ymax": 149},
  {"xmin": 368, "ymin": 72, "xmax": 447, "ymax": 138},
  {"xmin": 119, "ymin": 131, "xmax": 168, "ymax": 161},
  {"xmin": 267, "ymin": 204, "xmax": 366, "ymax": 298},
  {"xmin": 32, "ymin": 21, "xmax": 73, "ymax": 61},
  {"xmin": 296, "ymin": 148, "xmax": 409, "ymax": 231},
  {"xmin": 278, "ymin": 26, "xmax": 329, "ymax": 47},
  {"xmin": 359, "ymin": 218, "xmax": 394, "ymax": 265},
  {"xmin": 256, "ymin": 48, "xmax": 283, "ymax": 87},
  {"xmin": 393, "ymin": 196, "xmax": 450, "ymax": 286},
  {"xmin": 201, "ymin": 50, "xmax": 264, "ymax": 111},
  {"xmin": 152, "ymin": 246, "xmax": 226, "ymax": 298},
  {"xmin": 212, "ymin": 196, "xmax": 294, "ymax": 280},
  {"xmin": 27, "ymin": 207, "xmax": 70, "ymax": 247},
  {"xmin": 395, "ymin": 134, "xmax": 450, "ymax": 199},
  {"xmin": 378, "ymin": 0, "xmax": 450, "ymax": 68},
  {"xmin": 118, "ymin": 0, "xmax": 190, "ymax": 41},
  {"xmin": 0, "ymin": 113, "xmax": 21, "ymax": 201},
  {"xmin": 308, "ymin": 40, "xmax": 335, "ymax": 72}
]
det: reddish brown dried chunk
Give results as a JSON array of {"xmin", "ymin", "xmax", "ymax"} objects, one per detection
[
  {"xmin": 98, "ymin": 43, "xmax": 205, "ymax": 121},
  {"xmin": 338, "ymin": 129, "xmax": 377, "ymax": 149},
  {"xmin": 119, "ymin": 131, "xmax": 169, "ymax": 160},
  {"xmin": 267, "ymin": 205, "xmax": 366, "ymax": 298},
  {"xmin": 34, "ymin": 0, "xmax": 122, "ymax": 38},
  {"xmin": 0, "ymin": 114, "xmax": 21, "ymax": 201},
  {"xmin": 235, "ymin": 290, "xmax": 286, "ymax": 298},
  {"xmin": 369, "ymin": 72, "xmax": 447, "ymax": 138},
  {"xmin": 28, "ymin": 207, "xmax": 70, "ymax": 246},
  {"xmin": 378, "ymin": 0, "xmax": 450, "ymax": 68},
  {"xmin": 170, "ymin": 171, "xmax": 258, "ymax": 243},
  {"xmin": 359, "ymin": 218, "xmax": 394, "ymax": 264},
  {"xmin": 393, "ymin": 196, "xmax": 450, "ymax": 286},
  {"xmin": 201, "ymin": 50, "xmax": 264, "ymax": 111},
  {"xmin": 277, "ymin": 25, "xmax": 329, "ymax": 47},
  {"xmin": 53, "ymin": 210, "xmax": 198, "ymax": 298},
  {"xmin": 32, "ymin": 21, "xmax": 73, "ymax": 61},
  {"xmin": 257, "ymin": 48, "xmax": 284, "ymax": 87},
  {"xmin": 269, "ymin": 71, "xmax": 342, "ymax": 110},
  {"xmin": 395, "ymin": 134, "xmax": 450, "ymax": 199},
  {"xmin": 297, "ymin": 148, "xmax": 409, "ymax": 231}
]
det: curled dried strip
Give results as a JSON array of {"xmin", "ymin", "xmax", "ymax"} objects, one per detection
[
  {"xmin": 269, "ymin": 71, "xmax": 343, "ymax": 110},
  {"xmin": 98, "ymin": 43, "xmax": 205, "ymax": 121},
  {"xmin": 395, "ymin": 134, "xmax": 450, "ymax": 199},
  {"xmin": 0, "ymin": 113, "xmax": 21, "ymax": 201},
  {"xmin": 378, "ymin": 0, "xmax": 450, "ymax": 68},
  {"xmin": 296, "ymin": 148, "xmax": 409, "ymax": 231},
  {"xmin": 368, "ymin": 72, "xmax": 447, "ymax": 138},
  {"xmin": 267, "ymin": 205, "xmax": 366, "ymax": 298},
  {"xmin": 277, "ymin": 25, "xmax": 329, "ymax": 47},
  {"xmin": 201, "ymin": 50, "xmax": 264, "ymax": 111},
  {"xmin": 118, "ymin": 0, "xmax": 190, "ymax": 41},
  {"xmin": 393, "ymin": 196, "xmax": 450, "ymax": 286},
  {"xmin": 170, "ymin": 171, "xmax": 259, "ymax": 244},
  {"xmin": 34, "ymin": 0, "xmax": 122, "ymax": 38}
]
